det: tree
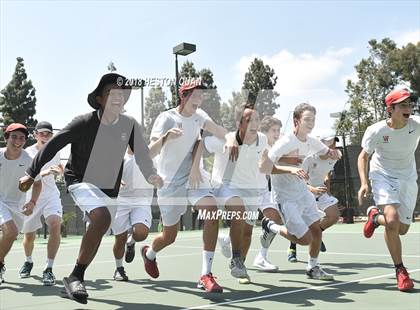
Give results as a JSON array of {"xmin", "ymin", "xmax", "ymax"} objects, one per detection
[
  {"xmin": 107, "ymin": 61, "xmax": 117, "ymax": 72},
  {"xmin": 338, "ymin": 38, "xmax": 420, "ymax": 144},
  {"xmin": 199, "ymin": 68, "xmax": 221, "ymax": 125},
  {"xmin": 0, "ymin": 57, "xmax": 37, "ymax": 129},
  {"xmin": 220, "ymin": 91, "xmax": 248, "ymax": 131},
  {"xmin": 144, "ymin": 86, "xmax": 167, "ymax": 142},
  {"xmin": 242, "ymin": 58, "xmax": 279, "ymax": 118}
]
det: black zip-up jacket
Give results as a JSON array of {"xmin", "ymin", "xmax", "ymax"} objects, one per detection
[{"xmin": 26, "ymin": 112, "xmax": 156, "ymax": 197}]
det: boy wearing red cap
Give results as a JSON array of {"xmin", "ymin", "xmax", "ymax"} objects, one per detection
[
  {"xmin": 0, "ymin": 123, "xmax": 42, "ymax": 285},
  {"xmin": 140, "ymin": 82, "xmax": 232, "ymax": 293},
  {"xmin": 358, "ymin": 88, "xmax": 419, "ymax": 292}
]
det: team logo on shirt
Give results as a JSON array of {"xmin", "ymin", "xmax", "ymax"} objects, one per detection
[
  {"xmin": 382, "ymin": 135, "xmax": 390, "ymax": 143},
  {"xmin": 121, "ymin": 133, "xmax": 128, "ymax": 141}
]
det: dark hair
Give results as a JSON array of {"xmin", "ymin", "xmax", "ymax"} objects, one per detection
[{"xmin": 259, "ymin": 116, "xmax": 282, "ymax": 133}]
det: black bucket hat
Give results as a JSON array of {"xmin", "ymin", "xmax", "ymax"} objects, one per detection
[{"xmin": 87, "ymin": 73, "xmax": 132, "ymax": 109}]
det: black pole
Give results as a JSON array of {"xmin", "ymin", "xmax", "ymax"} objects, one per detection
[
  {"xmin": 140, "ymin": 82, "xmax": 144, "ymax": 128},
  {"xmin": 175, "ymin": 54, "xmax": 179, "ymax": 107}
]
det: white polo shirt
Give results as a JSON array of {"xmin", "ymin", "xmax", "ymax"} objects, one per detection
[
  {"xmin": 362, "ymin": 116, "xmax": 420, "ymax": 180},
  {"xmin": 0, "ymin": 148, "xmax": 35, "ymax": 208},
  {"xmin": 205, "ymin": 132, "xmax": 268, "ymax": 189},
  {"xmin": 25, "ymin": 144, "xmax": 61, "ymax": 200},
  {"xmin": 268, "ymin": 133, "xmax": 328, "ymax": 201},
  {"xmin": 151, "ymin": 108, "xmax": 210, "ymax": 186}
]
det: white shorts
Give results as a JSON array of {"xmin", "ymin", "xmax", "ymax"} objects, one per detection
[
  {"xmin": 370, "ymin": 172, "xmax": 418, "ymax": 225},
  {"xmin": 112, "ymin": 197, "xmax": 152, "ymax": 235},
  {"xmin": 157, "ymin": 184, "xmax": 214, "ymax": 227},
  {"xmin": 21, "ymin": 196, "xmax": 63, "ymax": 233},
  {"xmin": 68, "ymin": 183, "xmax": 117, "ymax": 226},
  {"xmin": 258, "ymin": 190, "xmax": 279, "ymax": 212},
  {"xmin": 278, "ymin": 190, "xmax": 321, "ymax": 239},
  {"xmin": 215, "ymin": 185, "xmax": 260, "ymax": 225},
  {"xmin": 315, "ymin": 193, "xmax": 338, "ymax": 212},
  {"xmin": 0, "ymin": 201, "xmax": 25, "ymax": 231}
]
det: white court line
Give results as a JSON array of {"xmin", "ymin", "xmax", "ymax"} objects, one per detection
[
  {"xmin": 169, "ymin": 245, "xmax": 420, "ymax": 259},
  {"xmin": 6, "ymin": 252, "xmax": 201, "ymax": 272},
  {"xmin": 185, "ymin": 268, "xmax": 420, "ymax": 310}
]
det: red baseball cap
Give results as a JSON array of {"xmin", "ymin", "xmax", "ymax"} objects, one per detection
[
  {"xmin": 179, "ymin": 82, "xmax": 206, "ymax": 97},
  {"xmin": 385, "ymin": 89, "xmax": 411, "ymax": 107},
  {"xmin": 5, "ymin": 123, "xmax": 29, "ymax": 136}
]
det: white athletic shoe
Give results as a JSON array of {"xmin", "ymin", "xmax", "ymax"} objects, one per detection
[
  {"xmin": 218, "ymin": 234, "xmax": 231, "ymax": 258},
  {"xmin": 306, "ymin": 265, "xmax": 334, "ymax": 281},
  {"xmin": 253, "ymin": 254, "xmax": 278, "ymax": 271},
  {"xmin": 230, "ymin": 257, "xmax": 248, "ymax": 279}
]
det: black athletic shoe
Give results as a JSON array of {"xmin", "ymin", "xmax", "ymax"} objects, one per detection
[
  {"xmin": 320, "ymin": 241, "xmax": 327, "ymax": 252},
  {"xmin": 125, "ymin": 242, "xmax": 135, "ymax": 263},
  {"xmin": 19, "ymin": 262, "xmax": 33, "ymax": 278},
  {"xmin": 0, "ymin": 264, "xmax": 5, "ymax": 284},
  {"xmin": 261, "ymin": 217, "xmax": 272, "ymax": 234},
  {"xmin": 113, "ymin": 267, "xmax": 129, "ymax": 281},
  {"xmin": 43, "ymin": 267, "xmax": 56, "ymax": 286}
]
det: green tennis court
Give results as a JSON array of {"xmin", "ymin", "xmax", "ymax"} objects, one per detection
[{"xmin": 1, "ymin": 222, "xmax": 419, "ymax": 309}]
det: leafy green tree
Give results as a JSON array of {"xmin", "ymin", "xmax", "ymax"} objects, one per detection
[
  {"xmin": 144, "ymin": 86, "xmax": 167, "ymax": 142},
  {"xmin": 0, "ymin": 57, "xmax": 37, "ymax": 129},
  {"xmin": 338, "ymin": 38, "xmax": 420, "ymax": 144},
  {"xmin": 243, "ymin": 58, "xmax": 279, "ymax": 117}
]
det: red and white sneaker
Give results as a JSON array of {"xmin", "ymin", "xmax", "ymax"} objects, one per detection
[
  {"xmin": 397, "ymin": 267, "xmax": 414, "ymax": 292},
  {"xmin": 363, "ymin": 206, "xmax": 380, "ymax": 238},
  {"xmin": 197, "ymin": 273, "xmax": 223, "ymax": 293},
  {"xmin": 141, "ymin": 245, "xmax": 159, "ymax": 279}
]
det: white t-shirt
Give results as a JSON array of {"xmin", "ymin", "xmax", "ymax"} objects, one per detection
[
  {"xmin": 268, "ymin": 133, "xmax": 329, "ymax": 202},
  {"xmin": 362, "ymin": 116, "xmax": 420, "ymax": 180},
  {"xmin": 151, "ymin": 108, "xmax": 210, "ymax": 185},
  {"xmin": 119, "ymin": 153, "xmax": 153, "ymax": 198},
  {"xmin": 302, "ymin": 153, "xmax": 337, "ymax": 188},
  {"xmin": 25, "ymin": 144, "xmax": 61, "ymax": 200},
  {"xmin": 205, "ymin": 132, "xmax": 268, "ymax": 189},
  {"xmin": 0, "ymin": 148, "xmax": 35, "ymax": 208}
]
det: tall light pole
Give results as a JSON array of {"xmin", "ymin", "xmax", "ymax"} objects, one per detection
[
  {"xmin": 173, "ymin": 42, "xmax": 196, "ymax": 107},
  {"xmin": 330, "ymin": 111, "xmax": 351, "ymax": 215}
]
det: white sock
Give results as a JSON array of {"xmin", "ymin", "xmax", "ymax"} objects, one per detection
[
  {"xmin": 115, "ymin": 258, "xmax": 123, "ymax": 268},
  {"xmin": 146, "ymin": 247, "xmax": 157, "ymax": 260},
  {"xmin": 127, "ymin": 235, "xmax": 135, "ymax": 246},
  {"xmin": 201, "ymin": 251, "xmax": 215, "ymax": 276},
  {"xmin": 26, "ymin": 256, "xmax": 33, "ymax": 263},
  {"xmin": 268, "ymin": 221, "xmax": 282, "ymax": 234},
  {"xmin": 259, "ymin": 247, "xmax": 268, "ymax": 259},
  {"xmin": 45, "ymin": 258, "xmax": 54, "ymax": 269},
  {"xmin": 307, "ymin": 256, "xmax": 318, "ymax": 270}
]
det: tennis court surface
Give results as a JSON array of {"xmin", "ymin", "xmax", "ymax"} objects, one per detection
[{"xmin": 1, "ymin": 222, "xmax": 419, "ymax": 309}]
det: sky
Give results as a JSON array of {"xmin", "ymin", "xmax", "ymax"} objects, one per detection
[{"xmin": 1, "ymin": 0, "xmax": 419, "ymax": 141}]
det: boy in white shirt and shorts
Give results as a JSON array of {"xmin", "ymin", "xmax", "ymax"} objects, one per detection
[{"xmin": 358, "ymin": 88, "xmax": 419, "ymax": 292}]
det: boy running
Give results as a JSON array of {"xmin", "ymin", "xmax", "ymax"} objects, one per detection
[
  {"xmin": 287, "ymin": 132, "xmax": 341, "ymax": 262},
  {"xmin": 0, "ymin": 124, "xmax": 42, "ymax": 285},
  {"xmin": 19, "ymin": 73, "xmax": 162, "ymax": 304},
  {"xmin": 111, "ymin": 146, "xmax": 153, "ymax": 281},
  {"xmin": 19, "ymin": 121, "xmax": 64, "ymax": 286},
  {"xmin": 141, "ymin": 83, "xmax": 231, "ymax": 293},
  {"xmin": 260, "ymin": 103, "xmax": 341, "ymax": 280},
  {"xmin": 358, "ymin": 88, "xmax": 419, "ymax": 291}
]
